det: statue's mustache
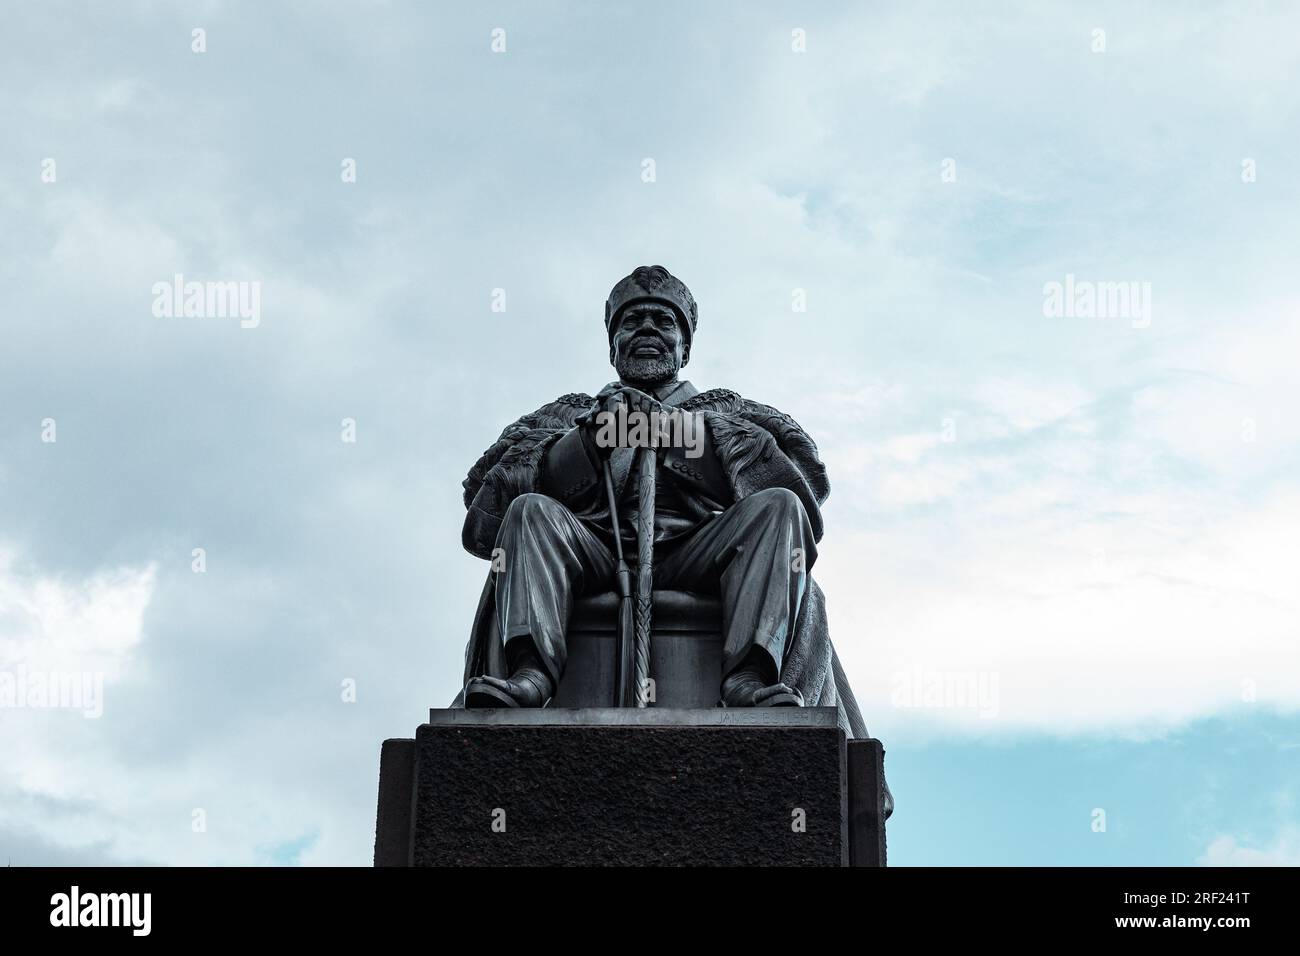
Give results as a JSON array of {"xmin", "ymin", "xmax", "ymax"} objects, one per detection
[{"xmin": 626, "ymin": 335, "xmax": 667, "ymax": 352}]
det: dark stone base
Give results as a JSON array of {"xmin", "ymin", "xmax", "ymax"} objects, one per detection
[{"xmin": 375, "ymin": 708, "xmax": 887, "ymax": 866}]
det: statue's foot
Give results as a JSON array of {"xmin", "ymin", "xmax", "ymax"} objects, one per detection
[
  {"xmin": 464, "ymin": 667, "xmax": 554, "ymax": 709},
  {"xmin": 720, "ymin": 669, "xmax": 805, "ymax": 708}
]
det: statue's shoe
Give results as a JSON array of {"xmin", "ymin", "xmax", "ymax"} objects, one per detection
[
  {"xmin": 464, "ymin": 679, "xmax": 521, "ymax": 708},
  {"xmin": 719, "ymin": 670, "xmax": 805, "ymax": 708},
  {"xmin": 464, "ymin": 667, "xmax": 553, "ymax": 708},
  {"xmin": 755, "ymin": 691, "xmax": 803, "ymax": 707}
]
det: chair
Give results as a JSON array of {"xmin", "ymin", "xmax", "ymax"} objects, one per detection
[{"xmin": 551, "ymin": 590, "xmax": 723, "ymax": 707}]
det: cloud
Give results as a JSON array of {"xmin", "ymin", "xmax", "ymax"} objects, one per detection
[
  {"xmin": 0, "ymin": 547, "xmax": 155, "ymax": 842},
  {"xmin": 815, "ymin": 364, "xmax": 1300, "ymax": 740},
  {"xmin": 0, "ymin": 546, "xmax": 155, "ymax": 686},
  {"xmin": 1198, "ymin": 828, "xmax": 1300, "ymax": 866},
  {"xmin": 0, "ymin": 540, "xmax": 410, "ymax": 866}
]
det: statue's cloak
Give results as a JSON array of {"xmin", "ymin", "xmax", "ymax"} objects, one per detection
[{"xmin": 451, "ymin": 385, "xmax": 875, "ymax": 745}]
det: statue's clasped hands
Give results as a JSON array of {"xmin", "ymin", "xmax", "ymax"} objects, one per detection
[{"xmin": 575, "ymin": 386, "xmax": 666, "ymax": 459}]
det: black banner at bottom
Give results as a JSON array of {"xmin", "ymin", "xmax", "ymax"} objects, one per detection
[{"xmin": 0, "ymin": 865, "xmax": 1285, "ymax": 942}]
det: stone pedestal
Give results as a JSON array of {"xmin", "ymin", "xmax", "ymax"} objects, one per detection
[{"xmin": 375, "ymin": 708, "xmax": 887, "ymax": 866}]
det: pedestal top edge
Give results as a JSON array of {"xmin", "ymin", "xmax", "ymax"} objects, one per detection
[{"xmin": 424, "ymin": 706, "xmax": 840, "ymax": 729}]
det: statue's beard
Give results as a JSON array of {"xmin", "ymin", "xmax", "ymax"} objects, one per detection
[{"xmin": 615, "ymin": 350, "xmax": 679, "ymax": 387}]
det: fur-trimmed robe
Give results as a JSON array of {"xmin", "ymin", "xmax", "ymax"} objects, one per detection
[{"xmin": 452, "ymin": 383, "xmax": 877, "ymax": 748}]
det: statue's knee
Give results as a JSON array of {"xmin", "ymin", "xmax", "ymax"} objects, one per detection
[
  {"xmin": 502, "ymin": 493, "xmax": 563, "ymax": 532},
  {"xmin": 750, "ymin": 487, "xmax": 804, "ymax": 519}
]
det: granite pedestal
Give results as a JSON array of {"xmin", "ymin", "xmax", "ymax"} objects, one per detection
[{"xmin": 375, "ymin": 707, "xmax": 887, "ymax": 866}]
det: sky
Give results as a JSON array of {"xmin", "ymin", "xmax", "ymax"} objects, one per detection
[{"xmin": 1, "ymin": 0, "xmax": 1298, "ymax": 866}]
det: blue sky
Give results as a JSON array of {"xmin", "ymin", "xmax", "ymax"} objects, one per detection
[{"xmin": 1, "ymin": 1, "xmax": 1297, "ymax": 865}]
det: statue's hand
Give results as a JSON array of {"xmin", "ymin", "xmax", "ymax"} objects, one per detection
[
  {"xmin": 615, "ymin": 386, "xmax": 664, "ymax": 421},
  {"xmin": 574, "ymin": 391, "xmax": 627, "ymax": 460},
  {"xmin": 574, "ymin": 388, "xmax": 666, "ymax": 459}
]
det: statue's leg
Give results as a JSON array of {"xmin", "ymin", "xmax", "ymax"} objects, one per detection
[
  {"xmin": 466, "ymin": 493, "xmax": 614, "ymax": 708},
  {"xmin": 656, "ymin": 487, "xmax": 816, "ymax": 705}
]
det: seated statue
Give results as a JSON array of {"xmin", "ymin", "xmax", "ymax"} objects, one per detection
[{"xmin": 453, "ymin": 265, "xmax": 877, "ymax": 749}]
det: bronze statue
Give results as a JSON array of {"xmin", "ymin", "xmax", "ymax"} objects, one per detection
[{"xmin": 452, "ymin": 265, "xmax": 882, "ymax": 757}]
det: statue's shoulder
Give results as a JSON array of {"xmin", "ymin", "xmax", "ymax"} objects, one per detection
[
  {"xmin": 537, "ymin": 392, "xmax": 594, "ymax": 422},
  {"xmin": 736, "ymin": 398, "xmax": 813, "ymax": 439},
  {"xmin": 506, "ymin": 393, "xmax": 593, "ymax": 430},
  {"xmin": 552, "ymin": 392, "xmax": 596, "ymax": 409},
  {"xmin": 679, "ymin": 387, "xmax": 743, "ymax": 411},
  {"xmin": 684, "ymin": 389, "xmax": 812, "ymax": 440},
  {"xmin": 690, "ymin": 388, "xmax": 829, "ymax": 504}
]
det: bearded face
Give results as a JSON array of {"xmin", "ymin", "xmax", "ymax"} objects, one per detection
[{"xmin": 609, "ymin": 303, "xmax": 689, "ymax": 387}]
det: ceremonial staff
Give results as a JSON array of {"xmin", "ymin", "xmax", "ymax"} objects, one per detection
[
  {"xmin": 601, "ymin": 457, "xmax": 637, "ymax": 707},
  {"xmin": 598, "ymin": 400, "xmax": 656, "ymax": 708},
  {"xmin": 631, "ymin": 444, "xmax": 655, "ymax": 707}
]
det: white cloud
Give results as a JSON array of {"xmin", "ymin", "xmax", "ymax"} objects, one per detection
[
  {"xmin": 0, "ymin": 547, "xmax": 155, "ymax": 822},
  {"xmin": 820, "ymin": 373, "xmax": 1300, "ymax": 738},
  {"xmin": 1198, "ymin": 828, "xmax": 1300, "ymax": 866},
  {"xmin": 0, "ymin": 546, "xmax": 155, "ymax": 678},
  {"xmin": 0, "ymin": 545, "xmax": 363, "ymax": 865}
]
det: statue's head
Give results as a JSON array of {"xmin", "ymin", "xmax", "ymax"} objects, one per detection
[{"xmin": 605, "ymin": 265, "xmax": 697, "ymax": 387}]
